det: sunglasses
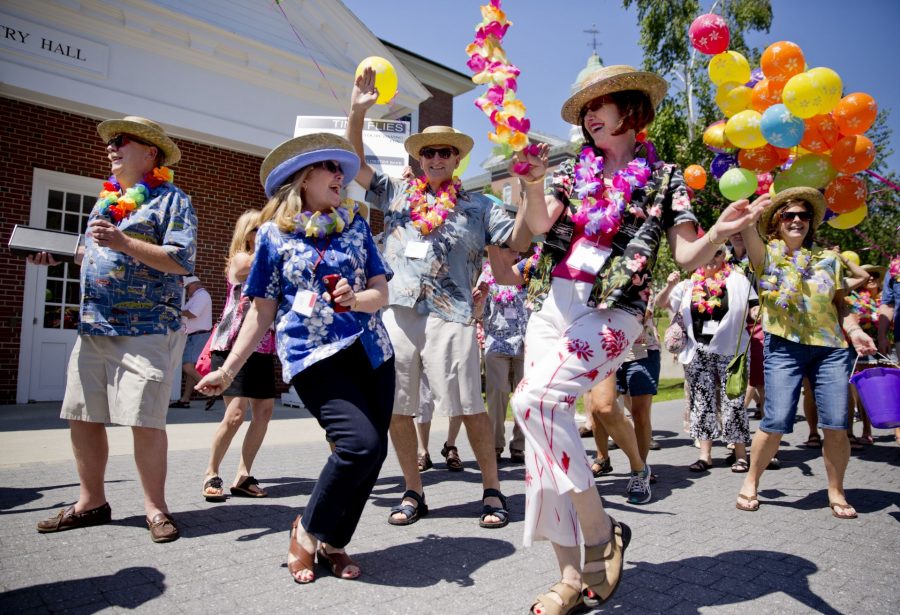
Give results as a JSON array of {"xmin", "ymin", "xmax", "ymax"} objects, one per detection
[
  {"xmin": 419, "ymin": 147, "xmax": 457, "ymax": 160},
  {"xmin": 106, "ymin": 134, "xmax": 153, "ymax": 148},
  {"xmin": 583, "ymin": 96, "xmax": 613, "ymax": 114},
  {"xmin": 780, "ymin": 210, "xmax": 813, "ymax": 222},
  {"xmin": 313, "ymin": 160, "xmax": 344, "ymax": 175}
]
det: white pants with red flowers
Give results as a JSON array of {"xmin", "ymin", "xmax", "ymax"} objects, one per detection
[{"xmin": 511, "ymin": 278, "xmax": 641, "ymax": 547}]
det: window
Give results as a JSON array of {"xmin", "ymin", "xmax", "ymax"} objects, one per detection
[{"xmin": 42, "ymin": 189, "xmax": 92, "ymax": 329}]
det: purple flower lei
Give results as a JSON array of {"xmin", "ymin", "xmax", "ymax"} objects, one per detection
[{"xmin": 570, "ymin": 146, "xmax": 651, "ymax": 238}]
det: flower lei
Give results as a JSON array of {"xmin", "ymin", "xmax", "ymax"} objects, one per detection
[
  {"xmin": 293, "ymin": 199, "xmax": 356, "ymax": 239},
  {"xmin": 758, "ymin": 239, "xmax": 814, "ymax": 310},
  {"xmin": 482, "ymin": 262, "xmax": 521, "ymax": 304},
  {"xmin": 406, "ymin": 176, "xmax": 461, "ymax": 235},
  {"xmin": 690, "ymin": 262, "xmax": 732, "ymax": 313},
  {"xmin": 521, "ymin": 244, "xmax": 542, "ymax": 285},
  {"xmin": 845, "ymin": 290, "xmax": 879, "ymax": 328},
  {"xmin": 890, "ymin": 256, "xmax": 900, "ymax": 283},
  {"xmin": 97, "ymin": 167, "xmax": 173, "ymax": 223},
  {"xmin": 570, "ymin": 147, "xmax": 651, "ymax": 238}
]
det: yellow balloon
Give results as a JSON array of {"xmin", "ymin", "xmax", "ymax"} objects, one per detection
[
  {"xmin": 703, "ymin": 121, "xmax": 731, "ymax": 150},
  {"xmin": 355, "ymin": 56, "xmax": 398, "ymax": 105},
  {"xmin": 453, "ymin": 151, "xmax": 471, "ymax": 178},
  {"xmin": 709, "ymin": 51, "xmax": 751, "ymax": 86},
  {"xmin": 828, "ymin": 204, "xmax": 867, "ymax": 229},
  {"xmin": 716, "ymin": 82, "xmax": 752, "ymax": 118},
  {"xmin": 782, "ymin": 73, "xmax": 822, "ymax": 119},
  {"xmin": 725, "ymin": 110, "xmax": 767, "ymax": 149},
  {"xmin": 840, "ymin": 250, "xmax": 861, "ymax": 266},
  {"xmin": 807, "ymin": 67, "xmax": 843, "ymax": 115}
]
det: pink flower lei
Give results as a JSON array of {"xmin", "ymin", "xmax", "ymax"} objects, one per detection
[
  {"xmin": 570, "ymin": 146, "xmax": 651, "ymax": 238},
  {"xmin": 481, "ymin": 262, "xmax": 521, "ymax": 304},
  {"xmin": 890, "ymin": 256, "xmax": 900, "ymax": 283},
  {"xmin": 406, "ymin": 176, "xmax": 462, "ymax": 235},
  {"xmin": 690, "ymin": 262, "xmax": 732, "ymax": 314},
  {"xmin": 845, "ymin": 290, "xmax": 879, "ymax": 327}
]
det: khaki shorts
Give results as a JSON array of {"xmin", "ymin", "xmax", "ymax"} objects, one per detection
[
  {"xmin": 383, "ymin": 305, "xmax": 485, "ymax": 418},
  {"xmin": 61, "ymin": 330, "xmax": 185, "ymax": 430}
]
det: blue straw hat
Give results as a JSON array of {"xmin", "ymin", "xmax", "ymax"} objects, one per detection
[{"xmin": 260, "ymin": 133, "xmax": 361, "ymax": 198}]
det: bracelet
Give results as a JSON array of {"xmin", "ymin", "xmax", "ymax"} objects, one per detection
[
  {"xmin": 845, "ymin": 326, "xmax": 863, "ymax": 336},
  {"xmin": 352, "ymin": 295, "xmax": 360, "ymax": 311},
  {"xmin": 522, "ymin": 175, "xmax": 544, "ymax": 185},
  {"xmin": 218, "ymin": 366, "xmax": 236, "ymax": 383},
  {"xmin": 706, "ymin": 230, "xmax": 727, "ymax": 246}
]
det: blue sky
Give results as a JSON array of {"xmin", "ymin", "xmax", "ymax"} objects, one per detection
[{"xmin": 342, "ymin": 0, "xmax": 900, "ymax": 180}]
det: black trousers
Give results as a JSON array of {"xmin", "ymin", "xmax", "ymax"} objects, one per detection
[{"xmin": 291, "ymin": 341, "xmax": 395, "ymax": 548}]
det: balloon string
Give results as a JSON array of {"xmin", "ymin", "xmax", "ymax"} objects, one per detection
[
  {"xmin": 864, "ymin": 169, "xmax": 900, "ymax": 192},
  {"xmin": 273, "ymin": 0, "xmax": 345, "ymax": 112}
]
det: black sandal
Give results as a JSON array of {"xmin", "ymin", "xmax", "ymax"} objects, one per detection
[
  {"xmin": 479, "ymin": 488, "xmax": 509, "ymax": 529},
  {"xmin": 388, "ymin": 489, "xmax": 428, "ymax": 526},
  {"xmin": 688, "ymin": 459, "xmax": 712, "ymax": 472},
  {"xmin": 230, "ymin": 476, "xmax": 267, "ymax": 498},
  {"xmin": 441, "ymin": 442, "xmax": 464, "ymax": 472}
]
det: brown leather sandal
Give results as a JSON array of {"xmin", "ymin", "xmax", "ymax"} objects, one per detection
[
  {"xmin": 441, "ymin": 442, "xmax": 463, "ymax": 472},
  {"xmin": 581, "ymin": 517, "xmax": 631, "ymax": 607},
  {"xmin": 288, "ymin": 516, "xmax": 316, "ymax": 584},
  {"xmin": 316, "ymin": 547, "xmax": 360, "ymax": 579},
  {"xmin": 530, "ymin": 581, "xmax": 584, "ymax": 615}
]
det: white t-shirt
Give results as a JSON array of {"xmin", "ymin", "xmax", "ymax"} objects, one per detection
[{"xmin": 183, "ymin": 287, "xmax": 213, "ymax": 334}]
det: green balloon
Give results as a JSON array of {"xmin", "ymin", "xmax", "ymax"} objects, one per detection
[
  {"xmin": 773, "ymin": 168, "xmax": 804, "ymax": 192},
  {"xmin": 718, "ymin": 167, "xmax": 758, "ymax": 201},
  {"xmin": 788, "ymin": 154, "xmax": 837, "ymax": 189}
]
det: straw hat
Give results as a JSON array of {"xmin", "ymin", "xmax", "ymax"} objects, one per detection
[
  {"xmin": 561, "ymin": 65, "xmax": 668, "ymax": 125},
  {"xmin": 861, "ymin": 264, "xmax": 886, "ymax": 281},
  {"xmin": 96, "ymin": 116, "xmax": 181, "ymax": 166},
  {"xmin": 404, "ymin": 126, "xmax": 474, "ymax": 161},
  {"xmin": 758, "ymin": 186, "xmax": 827, "ymax": 236},
  {"xmin": 260, "ymin": 133, "xmax": 360, "ymax": 198}
]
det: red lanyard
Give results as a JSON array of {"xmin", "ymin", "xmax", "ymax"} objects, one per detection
[{"xmin": 310, "ymin": 236, "xmax": 332, "ymax": 274}]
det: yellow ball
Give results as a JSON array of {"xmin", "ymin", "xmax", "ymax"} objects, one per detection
[
  {"xmin": 708, "ymin": 51, "xmax": 751, "ymax": 86},
  {"xmin": 782, "ymin": 73, "xmax": 822, "ymax": 119},
  {"xmin": 355, "ymin": 56, "xmax": 398, "ymax": 105},
  {"xmin": 829, "ymin": 206, "xmax": 867, "ymax": 230},
  {"xmin": 725, "ymin": 110, "xmax": 767, "ymax": 149},
  {"xmin": 840, "ymin": 250, "xmax": 861, "ymax": 266}
]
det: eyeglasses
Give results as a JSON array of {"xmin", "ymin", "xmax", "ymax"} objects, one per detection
[
  {"xmin": 106, "ymin": 134, "xmax": 153, "ymax": 148},
  {"xmin": 780, "ymin": 210, "xmax": 813, "ymax": 222},
  {"xmin": 419, "ymin": 147, "xmax": 457, "ymax": 160},
  {"xmin": 313, "ymin": 160, "xmax": 343, "ymax": 175}
]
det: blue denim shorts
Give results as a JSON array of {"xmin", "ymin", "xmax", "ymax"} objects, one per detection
[
  {"xmin": 616, "ymin": 349, "xmax": 661, "ymax": 396},
  {"xmin": 760, "ymin": 333, "xmax": 851, "ymax": 434}
]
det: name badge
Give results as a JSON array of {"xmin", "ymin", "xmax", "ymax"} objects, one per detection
[
  {"xmin": 702, "ymin": 320, "xmax": 719, "ymax": 335},
  {"xmin": 405, "ymin": 241, "xmax": 428, "ymax": 260},
  {"xmin": 503, "ymin": 307, "xmax": 518, "ymax": 321},
  {"xmin": 291, "ymin": 290, "xmax": 318, "ymax": 317},
  {"xmin": 566, "ymin": 240, "xmax": 612, "ymax": 276}
]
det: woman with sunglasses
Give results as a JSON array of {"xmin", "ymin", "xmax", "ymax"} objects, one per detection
[
  {"xmin": 507, "ymin": 65, "xmax": 767, "ymax": 613},
  {"xmin": 668, "ymin": 242, "xmax": 754, "ymax": 474},
  {"xmin": 196, "ymin": 133, "xmax": 394, "ymax": 583},
  {"xmin": 734, "ymin": 187, "xmax": 876, "ymax": 519},
  {"xmin": 200, "ymin": 210, "xmax": 277, "ymax": 502}
]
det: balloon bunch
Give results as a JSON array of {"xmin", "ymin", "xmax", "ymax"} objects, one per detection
[
  {"xmin": 466, "ymin": 0, "xmax": 540, "ymax": 171},
  {"xmin": 685, "ymin": 12, "xmax": 878, "ymax": 229}
]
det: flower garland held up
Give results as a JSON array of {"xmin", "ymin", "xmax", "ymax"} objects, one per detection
[
  {"xmin": 293, "ymin": 199, "xmax": 356, "ymax": 239},
  {"xmin": 570, "ymin": 146, "xmax": 652, "ymax": 238},
  {"xmin": 758, "ymin": 239, "xmax": 814, "ymax": 310},
  {"xmin": 97, "ymin": 167, "xmax": 173, "ymax": 223},
  {"xmin": 406, "ymin": 176, "xmax": 461, "ymax": 235},
  {"xmin": 690, "ymin": 262, "xmax": 732, "ymax": 313}
]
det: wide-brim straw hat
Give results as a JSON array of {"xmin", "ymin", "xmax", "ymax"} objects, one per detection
[
  {"xmin": 405, "ymin": 126, "xmax": 474, "ymax": 161},
  {"xmin": 260, "ymin": 133, "xmax": 360, "ymax": 198},
  {"xmin": 97, "ymin": 116, "xmax": 181, "ymax": 166},
  {"xmin": 758, "ymin": 186, "xmax": 827, "ymax": 236},
  {"xmin": 861, "ymin": 264, "xmax": 886, "ymax": 280},
  {"xmin": 561, "ymin": 65, "xmax": 668, "ymax": 125}
]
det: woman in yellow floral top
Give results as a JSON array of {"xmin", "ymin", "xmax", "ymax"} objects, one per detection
[{"xmin": 735, "ymin": 187, "xmax": 876, "ymax": 519}]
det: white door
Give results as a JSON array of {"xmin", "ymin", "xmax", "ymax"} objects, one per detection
[{"xmin": 18, "ymin": 170, "xmax": 98, "ymax": 403}]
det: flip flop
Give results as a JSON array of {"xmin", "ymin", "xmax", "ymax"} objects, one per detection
[
  {"xmin": 202, "ymin": 476, "xmax": 226, "ymax": 502},
  {"xmin": 230, "ymin": 476, "xmax": 267, "ymax": 498},
  {"xmin": 736, "ymin": 492, "xmax": 759, "ymax": 511},
  {"xmin": 829, "ymin": 501, "xmax": 858, "ymax": 520}
]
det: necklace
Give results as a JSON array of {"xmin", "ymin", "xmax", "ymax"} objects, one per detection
[
  {"xmin": 570, "ymin": 146, "xmax": 651, "ymax": 238},
  {"xmin": 407, "ymin": 176, "xmax": 462, "ymax": 235},
  {"xmin": 294, "ymin": 200, "xmax": 356, "ymax": 238},
  {"xmin": 97, "ymin": 167, "xmax": 173, "ymax": 223},
  {"xmin": 846, "ymin": 290, "xmax": 879, "ymax": 328},
  {"xmin": 482, "ymin": 262, "xmax": 521, "ymax": 304},
  {"xmin": 690, "ymin": 263, "xmax": 732, "ymax": 313},
  {"xmin": 759, "ymin": 240, "xmax": 815, "ymax": 310}
]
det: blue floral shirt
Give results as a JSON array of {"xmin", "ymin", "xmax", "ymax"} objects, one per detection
[
  {"xmin": 243, "ymin": 212, "xmax": 394, "ymax": 382},
  {"xmin": 366, "ymin": 172, "xmax": 515, "ymax": 325},
  {"xmin": 880, "ymin": 272, "xmax": 900, "ymax": 339},
  {"xmin": 477, "ymin": 263, "xmax": 528, "ymax": 356},
  {"xmin": 80, "ymin": 183, "xmax": 197, "ymax": 336}
]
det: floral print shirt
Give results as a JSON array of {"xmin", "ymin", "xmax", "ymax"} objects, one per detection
[
  {"xmin": 880, "ymin": 273, "xmax": 900, "ymax": 339},
  {"xmin": 476, "ymin": 263, "xmax": 528, "ymax": 356},
  {"xmin": 366, "ymin": 172, "xmax": 515, "ymax": 325},
  {"xmin": 526, "ymin": 155, "xmax": 697, "ymax": 316},
  {"xmin": 80, "ymin": 183, "xmax": 197, "ymax": 336},
  {"xmin": 243, "ymin": 212, "xmax": 393, "ymax": 382},
  {"xmin": 756, "ymin": 243, "xmax": 847, "ymax": 348}
]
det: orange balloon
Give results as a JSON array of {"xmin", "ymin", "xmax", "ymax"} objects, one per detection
[
  {"xmin": 750, "ymin": 78, "xmax": 786, "ymax": 113},
  {"xmin": 832, "ymin": 92, "xmax": 878, "ymax": 136},
  {"xmin": 825, "ymin": 175, "xmax": 867, "ymax": 214},
  {"xmin": 684, "ymin": 164, "xmax": 708, "ymax": 190},
  {"xmin": 830, "ymin": 135, "xmax": 876, "ymax": 174},
  {"xmin": 761, "ymin": 41, "xmax": 805, "ymax": 81},
  {"xmin": 800, "ymin": 114, "xmax": 841, "ymax": 153},
  {"xmin": 738, "ymin": 145, "xmax": 782, "ymax": 173}
]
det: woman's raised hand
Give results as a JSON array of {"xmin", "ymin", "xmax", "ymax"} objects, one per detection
[
  {"xmin": 712, "ymin": 194, "xmax": 770, "ymax": 239},
  {"xmin": 351, "ymin": 67, "xmax": 379, "ymax": 113},
  {"xmin": 508, "ymin": 142, "xmax": 550, "ymax": 185}
]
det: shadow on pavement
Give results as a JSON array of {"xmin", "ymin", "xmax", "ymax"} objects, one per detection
[
  {"xmin": 0, "ymin": 567, "xmax": 165, "ymax": 612},
  {"xmin": 0, "ymin": 481, "xmax": 128, "ymax": 515},
  {"xmin": 756, "ymin": 487, "xmax": 900, "ymax": 514}
]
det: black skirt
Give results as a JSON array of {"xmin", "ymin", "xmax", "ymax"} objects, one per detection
[{"xmin": 210, "ymin": 350, "xmax": 276, "ymax": 399}]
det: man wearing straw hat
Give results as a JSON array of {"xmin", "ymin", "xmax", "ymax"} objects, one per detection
[
  {"xmin": 347, "ymin": 69, "xmax": 532, "ymax": 528},
  {"xmin": 28, "ymin": 116, "xmax": 197, "ymax": 543}
]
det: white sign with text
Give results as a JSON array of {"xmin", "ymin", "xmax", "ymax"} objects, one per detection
[{"xmin": 0, "ymin": 12, "xmax": 109, "ymax": 77}]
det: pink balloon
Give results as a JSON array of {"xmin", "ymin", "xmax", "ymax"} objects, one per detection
[
  {"xmin": 756, "ymin": 172, "xmax": 774, "ymax": 195},
  {"xmin": 689, "ymin": 13, "xmax": 730, "ymax": 55}
]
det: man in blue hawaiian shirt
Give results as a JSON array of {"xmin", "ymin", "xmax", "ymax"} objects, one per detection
[
  {"xmin": 348, "ymin": 69, "xmax": 532, "ymax": 528},
  {"xmin": 29, "ymin": 116, "xmax": 197, "ymax": 543}
]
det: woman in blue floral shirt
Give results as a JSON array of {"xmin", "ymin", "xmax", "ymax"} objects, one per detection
[{"xmin": 196, "ymin": 133, "xmax": 393, "ymax": 585}]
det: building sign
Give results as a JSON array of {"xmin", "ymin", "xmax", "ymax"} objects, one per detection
[
  {"xmin": 294, "ymin": 115, "xmax": 410, "ymax": 178},
  {"xmin": 0, "ymin": 12, "xmax": 109, "ymax": 77}
]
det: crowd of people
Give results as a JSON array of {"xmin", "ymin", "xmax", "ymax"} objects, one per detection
[{"xmin": 25, "ymin": 61, "xmax": 894, "ymax": 614}]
